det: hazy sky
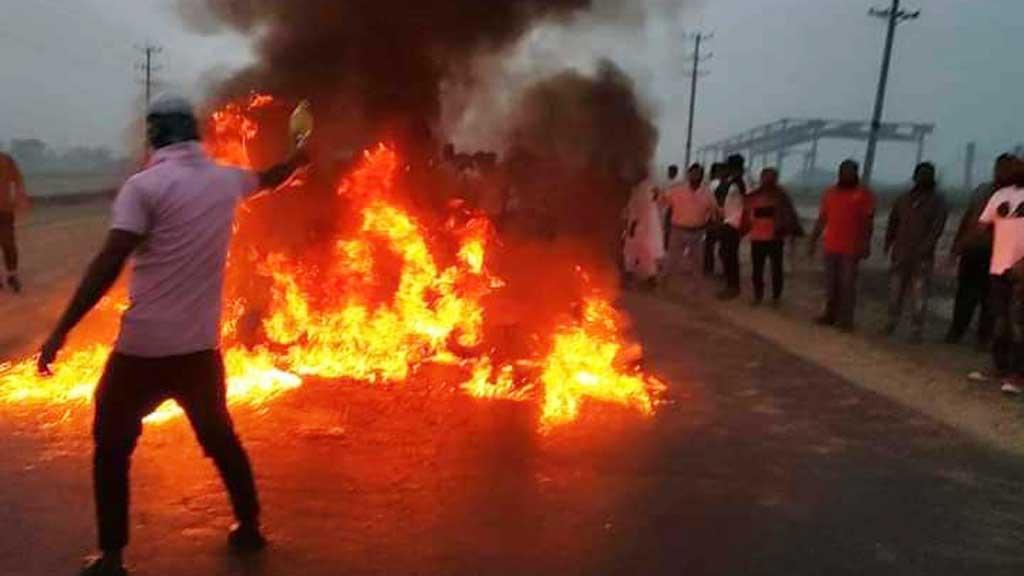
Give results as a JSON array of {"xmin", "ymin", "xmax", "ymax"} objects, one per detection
[{"xmin": 1, "ymin": 0, "xmax": 1021, "ymax": 186}]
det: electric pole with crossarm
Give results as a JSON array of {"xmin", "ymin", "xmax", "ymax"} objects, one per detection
[
  {"xmin": 863, "ymin": 0, "xmax": 919, "ymax": 185},
  {"xmin": 136, "ymin": 43, "xmax": 163, "ymax": 107},
  {"xmin": 683, "ymin": 31, "xmax": 712, "ymax": 168}
]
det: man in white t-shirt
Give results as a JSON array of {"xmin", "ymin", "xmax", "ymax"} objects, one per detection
[
  {"xmin": 660, "ymin": 163, "xmax": 716, "ymax": 287},
  {"xmin": 978, "ymin": 162, "xmax": 1024, "ymax": 393},
  {"xmin": 714, "ymin": 154, "xmax": 747, "ymax": 300},
  {"xmin": 37, "ymin": 95, "xmax": 310, "ymax": 576}
]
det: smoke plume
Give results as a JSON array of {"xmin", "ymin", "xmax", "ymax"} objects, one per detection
[
  {"xmin": 178, "ymin": 0, "xmax": 595, "ymax": 148},
  {"xmin": 502, "ymin": 61, "xmax": 658, "ymax": 246}
]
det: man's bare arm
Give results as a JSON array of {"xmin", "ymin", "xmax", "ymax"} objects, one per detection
[
  {"xmin": 807, "ymin": 214, "xmax": 826, "ymax": 256},
  {"xmin": 257, "ymin": 148, "xmax": 310, "ymax": 191},
  {"xmin": 38, "ymin": 230, "xmax": 143, "ymax": 373}
]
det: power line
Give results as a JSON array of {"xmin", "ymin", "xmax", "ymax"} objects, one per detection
[
  {"xmin": 682, "ymin": 31, "xmax": 712, "ymax": 168},
  {"xmin": 863, "ymin": 0, "xmax": 920, "ymax": 185}
]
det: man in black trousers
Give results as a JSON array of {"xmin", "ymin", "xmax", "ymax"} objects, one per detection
[
  {"xmin": 716, "ymin": 154, "xmax": 747, "ymax": 300},
  {"xmin": 946, "ymin": 154, "xmax": 1016, "ymax": 346},
  {"xmin": 37, "ymin": 95, "xmax": 310, "ymax": 576}
]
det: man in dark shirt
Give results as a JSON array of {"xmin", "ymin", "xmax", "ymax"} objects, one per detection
[
  {"xmin": 946, "ymin": 154, "xmax": 1016, "ymax": 345},
  {"xmin": 883, "ymin": 162, "xmax": 948, "ymax": 342}
]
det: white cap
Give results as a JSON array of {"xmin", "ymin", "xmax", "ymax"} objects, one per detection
[{"xmin": 148, "ymin": 93, "xmax": 194, "ymax": 117}]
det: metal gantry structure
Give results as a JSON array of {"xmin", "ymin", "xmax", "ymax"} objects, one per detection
[{"xmin": 697, "ymin": 118, "xmax": 934, "ymax": 178}]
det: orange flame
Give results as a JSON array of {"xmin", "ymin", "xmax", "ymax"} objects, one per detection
[{"xmin": 0, "ymin": 95, "xmax": 662, "ymax": 433}]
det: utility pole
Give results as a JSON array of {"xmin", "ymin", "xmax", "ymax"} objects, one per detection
[
  {"xmin": 683, "ymin": 32, "xmax": 712, "ymax": 168},
  {"xmin": 863, "ymin": 0, "xmax": 919, "ymax": 185},
  {"xmin": 136, "ymin": 44, "xmax": 163, "ymax": 107},
  {"xmin": 963, "ymin": 142, "xmax": 976, "ymax": 192}
]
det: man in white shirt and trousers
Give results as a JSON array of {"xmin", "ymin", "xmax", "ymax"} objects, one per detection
[
  {"xmin": 715, "ymin": 154, "xmax": 747, "ymax": 300},
  {"xmin": 623, "ymin": 171, "xmax": 666, "ymax": 287},
  {"xmin": 661, "ymin": 163, "xmax": 716, "ymax": 292}
]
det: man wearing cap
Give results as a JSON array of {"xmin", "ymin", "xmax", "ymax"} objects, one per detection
[{"xmin": 37, "ymin": 94, "xmax": 309, "ymax": 576}]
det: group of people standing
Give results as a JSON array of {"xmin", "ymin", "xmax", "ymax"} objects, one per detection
[
  {"xmin": 624, "ymin": 153, "xmax": 804, "ymax": 305},
  {"xmin": 624, "ymin": 150, "xmax": 1024, "ymax": 394}
]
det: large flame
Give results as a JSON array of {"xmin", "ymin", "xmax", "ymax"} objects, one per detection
[{"xmin": 0, "ymin": 95, "xmax": 662, "ymax": 432}]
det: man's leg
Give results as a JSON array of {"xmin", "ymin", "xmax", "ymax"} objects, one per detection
[
  {"xmin": 0, "ymin": 210, "xmax": 19, "ymax": 292},
  {"xmin": 769, "ymin": 240, "xmax": 784, "ymax": 301},
  {"xmin": 662, "ymin": 228, "xmax": 684, "ymax": 285},
  {"xmin": 173, "ymin": 351, "xmax": 262, "ymax": 545},
  {"xmin": 718, "ymin": 227, "xmax": 741, "ymax": 298},
  {"xmin": 703, "ymin": 228, "xmax": 718, "ymax": 276},
  {"xmin": 819, "ymin": 254, "xmax": 839, "ymax": 324},
  {"xmin": 976, "ymin": 252, "xmax": 995, "ymax": 345},
  {"xmin": 1011, "ymin": 282, "xmax": 1024, "ymax": 376},
  {"xmin": 726, "ymin": 228, "xmax": 741, "ymax": 292},
  {"xmin": 751, "ymin": 241, "xmax": 767, "ymax": 302},
  {"xmin": 991, "ymin": 275, "xmax": 1013, "ymax": 374},
  {"xmin": 909, "ymin": 261, "xmax": 933, "ymax": 341},
  {"xmin": 683, "ymin": 231, "xmax": 704, "ymax": 277},
  {"xmin": 838, "ymin": 256, "xmax": 859, "ymax": 330},
  {"xmin": 886, "ymin": 263, "xmax": 909, "ymax": 334},
  {"xmin": 948, "ymin": 254, "xmax": 980, "ymax": 341},
  {"xmin": 92, "ymin": 354, "xmax": 167, "ymax": 570}
]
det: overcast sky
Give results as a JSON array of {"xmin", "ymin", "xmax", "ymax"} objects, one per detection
[{"xmin": 1, "ymin": 0, "xmax": 1021, "ymax": 186}]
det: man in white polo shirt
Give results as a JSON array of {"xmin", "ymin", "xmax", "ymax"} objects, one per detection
[
  {"xmin": 37, "ymin": 95, "xmax": 309, "ymax": 576},
  {"xmin": 978, "ymin": 158, "xmax": 1024, "ymax": 394}
]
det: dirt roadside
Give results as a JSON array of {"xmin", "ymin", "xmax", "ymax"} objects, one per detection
[
  {"xmin": 0, "ymin": 201, "xmax": 110, "ymax": 356},
  {"xmin": 656, "ymin": 238, "xmax": 1024, "ymax": 457}
]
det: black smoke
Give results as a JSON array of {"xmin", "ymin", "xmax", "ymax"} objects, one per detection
[
  {"xmin": 178, "ymin": 0, "xmax": 593, "ymax": 149},
  {"xmin": 503, "ymin": 61, "xmax": 658, "ymax": 246}
]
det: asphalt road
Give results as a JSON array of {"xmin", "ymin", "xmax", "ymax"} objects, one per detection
[{"xmin": 2, "ymin": 290, "xmax": 1023, "ymax": 575}]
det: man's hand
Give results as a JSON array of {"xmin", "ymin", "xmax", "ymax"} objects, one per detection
[
  {"xmin": 37, "ymin": 331, "xmax": 66, "ymax": 376},
  {"xmin": 36, "ymin": 229, "xmax": 141, "ymax": 377}
]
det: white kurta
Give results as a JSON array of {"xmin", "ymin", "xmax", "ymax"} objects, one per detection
[{"xmin": 623, "ymin": 181, "xmax": 666, "ymax": 279}]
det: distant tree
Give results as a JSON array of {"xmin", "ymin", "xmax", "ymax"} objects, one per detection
[{"xmin": 10, "ymin": 139, "xmax": 50, "ymax": 171}]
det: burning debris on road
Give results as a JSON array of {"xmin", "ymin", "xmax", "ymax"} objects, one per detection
[{"xmin": 0, "ymin": 95, "xmax": 664, "ymax": 432}]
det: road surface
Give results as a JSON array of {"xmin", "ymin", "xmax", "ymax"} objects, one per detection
[{"xmin": 1, "ymin": 204, "xmax": 1023, "ymax": 575}]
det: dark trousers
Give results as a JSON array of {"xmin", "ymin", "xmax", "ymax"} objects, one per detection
[
  {"xmin": 949, "ymin": 249, "xmax": 993, "ymax": 342},
  {"xmin": 0, "ymin": 210, "xmax": 16, "ymax": 273},
  {"xmin": 888, "ymin": 259, "xmax": 933, "ymax": 333},
  {"xmin": 751, "ymin": 240, "xmax": 784, "ymax": 300},
  {"xmin": 990, "ymin": 275, "xmax": 1024, "ymax": 375},
  {"xmin": 718, "ymin": 226, "xmax": 741, "ymax": 291},
  {"xmin": 93, "ymin": 350, "xmax": 260, "ymax": 552},
  {"xmin": 703, "ymin": 226, "xmax": 720, "ymax": 276},
  {"xmin": 823, "ymin": 253, "xmax": 860, "ymax": 328}
]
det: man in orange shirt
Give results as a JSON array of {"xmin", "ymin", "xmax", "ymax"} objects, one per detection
[
  {"xmin": 743, "ymin": 167, "xmax": 803, "ymax": 305},
  {"xmin": 0, "ymin": 151, "xmax": 30, "ymax": 292},
  {"xmin": 808, "ymin": 159, "xmax": 876, "ymax": 331}
]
